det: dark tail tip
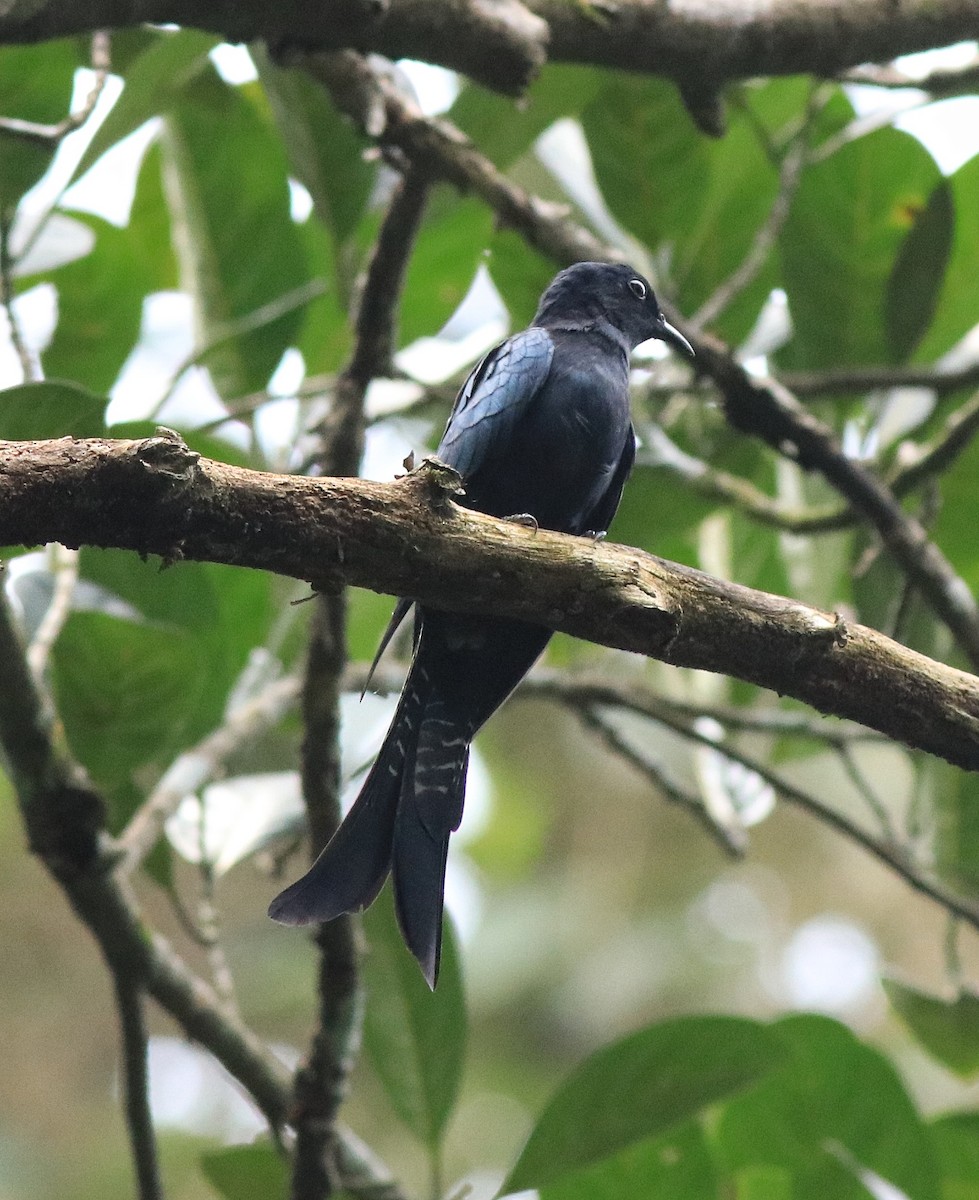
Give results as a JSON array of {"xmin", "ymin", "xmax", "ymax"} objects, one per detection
[{"xmin": 267, "ymin": 879, "xmax": 319, "ymax": 926}]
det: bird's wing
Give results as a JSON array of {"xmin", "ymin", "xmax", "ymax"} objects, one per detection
[
  {"xmin": 583, "ymin": 425, "xmax": 637, "ymax": 537},
  {"xmin": 437, "ymin": 327, "xmax": 554, "ymax": 483}
]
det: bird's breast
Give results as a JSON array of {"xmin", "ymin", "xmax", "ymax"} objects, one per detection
[{"xmin": 499, "ymin": 351, "xmax": 631, "ymax": 531}]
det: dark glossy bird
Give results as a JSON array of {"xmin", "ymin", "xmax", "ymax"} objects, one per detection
[{"xmin": 269, "ymin": 261, "xmax": 693, "ymax": 987}]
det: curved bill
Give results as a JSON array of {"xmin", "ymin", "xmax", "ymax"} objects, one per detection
[{"xmin": 655, "ymin": 315, "xmax": 695, "ymax": 357}]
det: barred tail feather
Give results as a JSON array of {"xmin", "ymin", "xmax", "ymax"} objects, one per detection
[
  {"xmin": 392, "ymin": 701, "xmax": 471, "ymax": 988},
  {"xmin": 268, "ymin": 675, "xmax": 427, "ymax": 927}
]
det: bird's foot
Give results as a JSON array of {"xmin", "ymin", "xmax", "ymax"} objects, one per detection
[
  {"xmin": 583, "ymin": 529, "xmax": 607, "ymax": 543},
  {"xmin": 504, "ymin": 512, "xmax": 539, "ymax": 533}
]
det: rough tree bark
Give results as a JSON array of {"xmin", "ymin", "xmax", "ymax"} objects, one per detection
[{"xmin": 3, "ymin": 432, "xmax": 979, "ymax": 771}]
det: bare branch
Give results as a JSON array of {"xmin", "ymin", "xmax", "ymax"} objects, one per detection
[
  {"xmin": 889, "ymin": 390, "xmax": 979, "ymax": 496},
  {"xmin": 691, "ymin": 99, "xmax": 812, "ymax": 330},
  {"xmin": 691, "ymin": 340, "xmax": 979, "ymax": 669},
  {"xmin": 782, "ymin": 360, "xmax": 979, "ymax": 399},
  {"xmin": 5, "ymin": 434, "xmax": 979, "ymax": 770},
  {"xmin": 575, "ymin": 703, "xmax": 749, "ymax": 857},
  {"xmin": 26, "ymin": 543, "xmax": 79, "ymax": 687},
  {"xmin": 3, "ymin": 0, "xmax": 979, "ymax": 96},
  {"xmin": 535, "ymin": 669, "xmax": 979, "ymax": 939},
  {"xmin": 112, "ymin": 977, "xmax": 163, "ymax": 1200},
  {"xmin": 844, "ymin": 56, "xmax": 979, "ymax": 97}
]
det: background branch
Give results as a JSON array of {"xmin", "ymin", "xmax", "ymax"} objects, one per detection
[
  {"xmin": 112, "ymin": 976, "xmax": 162, "ymax": 1200},
  {"xmin": 2, "ymin": 0, "xmax": 978, "ymax": 97}
]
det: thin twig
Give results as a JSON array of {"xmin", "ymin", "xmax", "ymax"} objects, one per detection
[
  {"xmin": 118, "ymin": 674, "xmax": 302, "ymax": 874},
  {"xmin": 641, "ymin": 387, "xmax": 979, "ymax": 537},
  {"xmin": 26, "ymin": 544, "xmax": 79, "ymax": 688},
  {"xmin": 0, "ymin": 210, "xmax": 35, "ymax": 379},
  {"xmin": 517, "ymin": 669, "xmax": 889, "ymax": 751},
  {"xmin": 889, "ymin": 390, "xmax": 979, "ymax": 496},
  {"xmin": 782, "ymin": 359, "xmax": 979, "ymax": 400},
  {"xmin": 112, "ymin": 975, "xmax": 163, "ymax": 1200},
  {"xmin": 577, "ymin": 703, "xmax": 748, "ymax": 857},
  {"xmin": 544, "ymin": 674, "xmax": 979, "ymax": 938},
  {"xmin": 0, "ymin": 31, "xmax": 110, "ymax": 144},
  {"xmin": 810, "ymin": 99, "xmax": 930, "ymax": 164},
  {"xmin": 149, "ymin": 278, "xmax": 327, "ymax": 419},
  {"xmin": 836, "ymin": 741, "xmax": 897, "ymax": 842},
  {"xmin": 635, "ymin": 423, "xmax": 848, "ymax": 534},
  {"xmin": 691, "ymin": 91, "xmax": 814, "ymax": 329},
  {"xmin": 196, "ymin": 800, "xmax": 239, "ymax": 1016},
  {"xmin": 843, "ymin": 58, "xmax": 979, "ymax": 98}
]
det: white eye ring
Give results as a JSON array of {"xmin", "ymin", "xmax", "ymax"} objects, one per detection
[{"xmin": 628, "ymin": 278, "xmax": 647, "ymax": 299}]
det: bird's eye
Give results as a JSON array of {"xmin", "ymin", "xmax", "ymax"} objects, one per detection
[{"xmin": 628, "ymin": 278, "xmax": 647, "ymax": 299}]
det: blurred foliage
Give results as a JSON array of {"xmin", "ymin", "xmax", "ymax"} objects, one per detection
[{"xmin": 3, "ymin": 23, "xmax": 979, "ymax": 1200}]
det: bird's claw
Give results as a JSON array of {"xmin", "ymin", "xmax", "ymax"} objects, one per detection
[
  {"xmin": 504, "ymin": 512, "xmax": 539, "ymax": 533},
  {"xmin": 584, "ymin": 529, "xmax": 607, "ymax": 543}
]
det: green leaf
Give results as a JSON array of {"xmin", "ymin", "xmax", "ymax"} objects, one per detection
[
  {"xmin": 930, "ymin": 433, "xmax": 979, "ymax": 611},
  {"xmin": 582, "ymin": 75, "xmax": 710, "ymax": 253},
  {"xmin": 608, "ymin": 462, "xmax": 714, "ymax": 565},
  {"xmin": 70, "ymin": 27, "xmax": 216, "ymax": 184},
  {"xmin": 914, "ymin": 153, "xmax": 979, "ymax": 362},
  {"xmin": 886, "ymin": 180, "xmax": 954, "ymax": 361},
  {"xmin": 348, "ymin": 588, "xmax": 405, "ymax": 666},
  {"xmin": 0, "ymin": 40, "xmax": 80, "ymax": 212},
  {"xmin": 716, "ymin": 1014, "xmax": 940, "ymax": 1200},
  {"xmin": 75, "ymin": 540, "xmax": 274, "ymax": 752},
  {"xmin": 734, "ymin": 1165, "xmax": 793, "ymax": 1200},
  {"xmin": 362, "ymin": 885, "xmax": 467, "ymax": 1148},
  {"xmin": 502, "ymin": 1015, "xmax": 787, "ymax": 1194},
  {"xmin": 488, "ymin": 228, "xmax": 553, "ymax": 328},
  {"xmin": 451, "ymin": 64, "xmax": 601, "ymax": 169},
  {"xmin": 399, "ymin": 187, "xmax": 494, "ymax": 345},
  {"xmin": 0, "ymin": 380, "xmax": 106, "ymax": 438},
  {"xmin": 293, "ymin": 215, "xmax": 353, "ymax": 376},
  {"xmin": 253, "ymin": 48, "xmax": 375, "ymax": 251},
  {"xmin": 536, "ymin": 1122, "xmax": 718, "ymax": 1200},
  {"xmin": 52, "ymin": 611, "xmax": 203, "ymax": 804},
  {"xmin": 162, "ymin": 68, "xmax": 310, "ymax": 397},
  {"xmin": 671, "ymin": 101, "xmax": 780, "ymax": 344},
  {"xmin": 929, "ymin": 1113, "xmax": 979, "ymax": 1200},
  {"xmin": 780, "ymin": 127, "xmax": 940, "ymax": 369},
  {"xmin": 884, "ymin": 978, "xmax": 979, "ymax": 1078},
  {"xmin": 200, "ymin": 1143, "xmax": 289, "ymax": 1200},
  {"xmin": 39, "ymin": 141, "xmax": 177, "ymax": 392}
]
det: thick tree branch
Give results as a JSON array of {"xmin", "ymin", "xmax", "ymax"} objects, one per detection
[
  {"xmin": 1, "ymin": 0, "xmax": 977, "ymax": 96},
  {"xmin": 4, "ymin": 433, "xmax": 979, "ymax": 771}
]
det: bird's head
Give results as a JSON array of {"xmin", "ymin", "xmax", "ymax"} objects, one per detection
[{"xmin": 533, "ymin": 261, "xmax": 694, "ymax": 357}]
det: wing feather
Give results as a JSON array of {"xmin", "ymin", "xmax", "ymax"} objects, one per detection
[{"xmin": 438, "ymin": 327, "xmax": 554, "ymax": 484}]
